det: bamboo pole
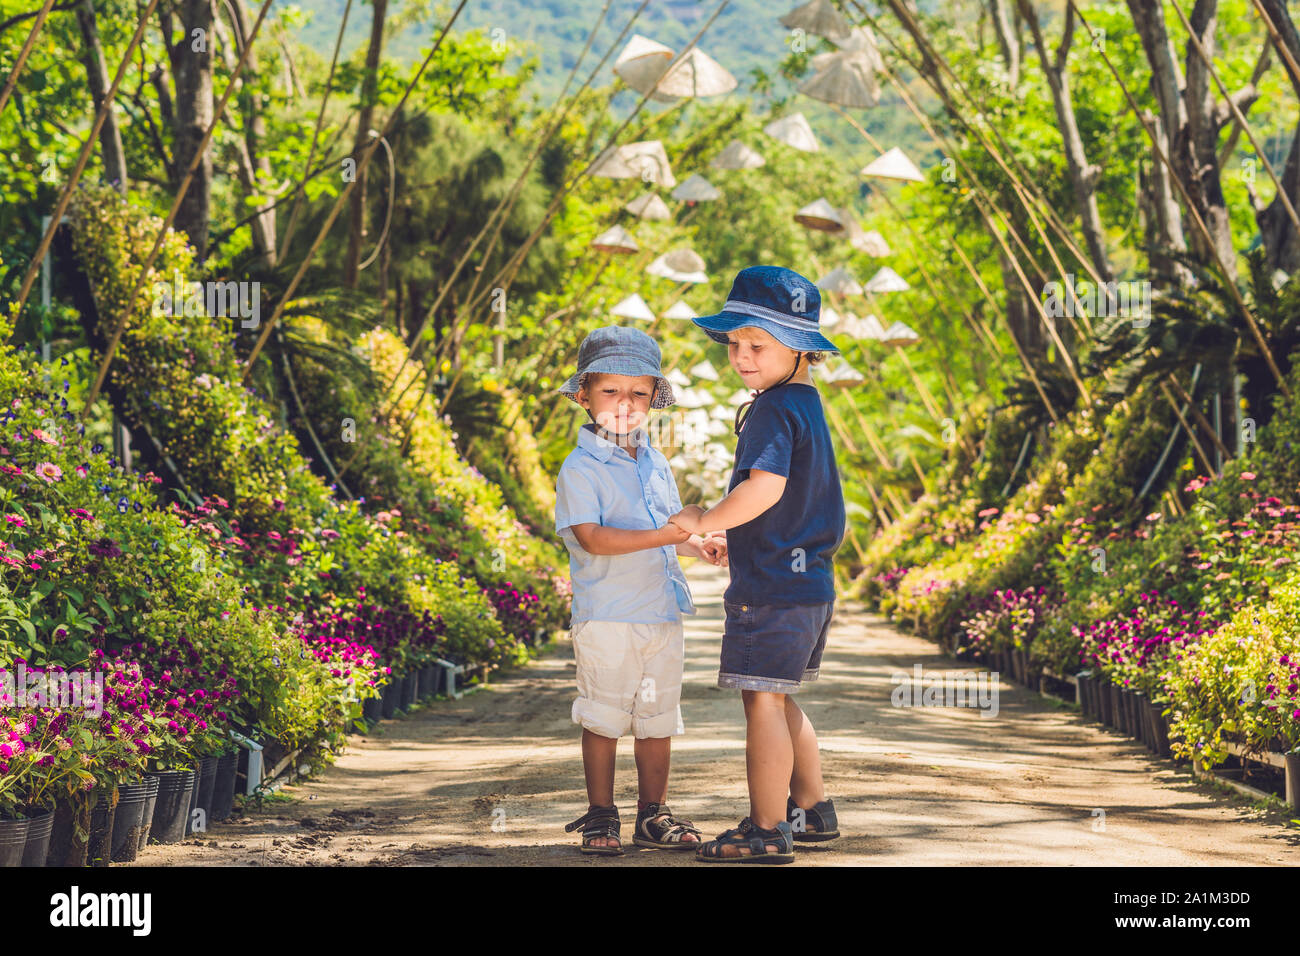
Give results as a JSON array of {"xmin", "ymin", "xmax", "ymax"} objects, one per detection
[{"xmin": 0, "ymin": 0, "xmax": 58, "ymax": 117}]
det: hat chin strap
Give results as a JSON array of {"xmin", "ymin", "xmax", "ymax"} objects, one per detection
[{"xmin": 735, "ymin": 352, "xmax": 803, "ymax": 435}]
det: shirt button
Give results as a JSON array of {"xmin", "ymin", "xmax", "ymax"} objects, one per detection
[{"xmin": 741, "ymin": 605, "xmax": 748, "ymax": 611}]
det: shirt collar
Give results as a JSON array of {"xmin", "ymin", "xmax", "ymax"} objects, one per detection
[{"xmin": 577, "ymin": 422, "xmax": 649, "ymax": 462}]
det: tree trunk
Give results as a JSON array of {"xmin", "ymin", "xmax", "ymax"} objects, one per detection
[
  {"xmin": 1255, "ymin": 0, "xmax": 1300, "ymax": 273},
  {"xmin": 344, "ymin": 0, "xmax": 388, "ymax": 288},
  {"xmin": 75, "ymin": 0, "xmax": 128, "ymax": 194},
  {"xmin": 1017, "ymin": 0, "xmax": 1111, "ymax": 281},
  {"xmin": 988, "ymin": 0, "xmax": 1020, "ymax": 86},
  {"xmin": 166, "ymin": 0, "xmax": 215, "ymax": 261}
]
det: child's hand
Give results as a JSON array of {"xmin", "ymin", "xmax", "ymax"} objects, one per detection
[
  {"xmin": 701, "ymin": 532, "xmax": 728, "ymax": 567},
  {"xmin": 668, "ymin": 505, "xmax": 706, "ymax": 535},
  {"xmin": 661, "ymin": 520, "xmax": 691, "ymax": 544}
]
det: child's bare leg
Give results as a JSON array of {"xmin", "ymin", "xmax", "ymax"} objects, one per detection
[
  {"xmin": 702, "ymin": 689, "xmax": 790, "ymax": 858},
  {"xmin": 785, "ymin": 695, "xmax": 827, "ymax": 811},
  {"xmin": 633, "ymin": 736, "xmax": 698, "ymax": 842},
  {"xmin": 581, "ymin": 729, "xmax": 619, "ymax": 849}
]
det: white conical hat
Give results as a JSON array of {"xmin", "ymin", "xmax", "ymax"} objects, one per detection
[
  {"xmin": 589, "ymin": 224, "xmax": 639, "ymax": 254},
  {"xmin": 710, "ymin": 139, "xmax": 766, "ymax": 170},
  {"xmin": 816, "ymin": 266, "xmax": 862, "ymax": 297},
  {"xmin": 864, "ymin": 265, "xmax": 910, "ymax": 292},
  {"xmin": 880, "ymin": 320, "xmax": 920, "ymax": 345},
  {"xmin": 663, "ymin": 300, "xmax": 697, "ymax": 320},
  {"xmin": 819, "ymin": 358, "xmax": 865, "ymax": 387},
  {"xmin": 779, "ymin": 0, "xmax": 851, "ymax": 40},
  {"xmin": 820, "ymin": 305, "xmax": 841, "ymax": 328},
  {"xmin": 728, "ymin": 388, "xmax": 754, "ymax": 404},
  {"xmin": 832, "ymin": 25, "xmax": 885, "ymax": 69},
  {"xmin": 690, "ymin": 359, "xmax": 720, "ymax": 381},
  {"xmin": 709, "ymin": 404, "xmax": 733, "ymax": 422},
  {"xmin": 851, "ymin": 227, "xmax": 891, "ymax": 257},
  {"xmin": 667, "ymin": 367, "xmax": 692, "ymax": 388},
  {"xmin": 625, "ymin": 192, "xmax": 672, "ymax": 220},
  {"xmin": 838, "ymin": 311, "xmax": 886, "ymax": 339},
  {"xmin": 798, "ymin": 49, "xmax": 881, "ymax": 109},
  {"xmin": 676, "ymin": 386, "xmax": 713, "ymax": 408},
  {"xmin": 647, "ymin": 249, "xmax": 708, "ymax": 283},
  {"xmin": 671, "ymin": 173, "xmax": 722, "ymax": 201},
  {"xmin": 591, "ymin": 140, "xmax": 677, "ymax": 187},
  {"xmin": 860, "ymin": 146, "xmax": 925, "ymax": 183},
  {"xmin": 610, "ymin": 293, "xmax": 656, "ymax": 321},
  {"xmin": 614, "ymin": 35, "xmax": 677, "ymax": 103},
  {"xmin": 794, "ymin": 198, "xmax": 844, "ymax": 231},
  {"xmin": 653, "ymin": 47, "xmax": 738, "ymax": 98},
  {"xmin": 764, "ymin": 112, "xmax": 820, "ymax": 152}
]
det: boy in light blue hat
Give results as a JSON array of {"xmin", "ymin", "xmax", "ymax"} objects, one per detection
[
  {"xmin": 553, "ymin": 325, "xmax": 728, "ymax": 856},
  {"xmin": 668, "ymin": 265, "xmax": 847, "ymax": 864}
]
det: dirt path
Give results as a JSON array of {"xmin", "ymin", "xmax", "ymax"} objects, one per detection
[{"xmin": 129, "ymin": 563, "xmax": 1299, "ymax": 866}]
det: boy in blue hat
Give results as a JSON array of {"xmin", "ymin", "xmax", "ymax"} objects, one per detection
[
  {"xmin": 668, "ymin": 265, "xmax": 847, "ymax": 864},
  {"xmin": 554, "ymin": 325, "xmax": 728, "ymax": 856}
]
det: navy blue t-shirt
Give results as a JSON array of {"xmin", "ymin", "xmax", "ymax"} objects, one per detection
[{"xmin": 724, "ymin": 382, "xmax": 846, "ymax": 606}]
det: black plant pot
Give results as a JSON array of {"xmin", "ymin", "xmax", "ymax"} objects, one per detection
[
  {"xmin": 20, "ymin": 807, "xmax": 55, "ymax": 868},
  {"xmin": 211, "ymin": 752, "xmax": 238, "ymax": 823},
  {"xmin": 1077, "ymin": 673, "xmax": 1093, "ymax": 717},
  {"xmin": 1097, "ymin": 680, "xmax": 1112, "ymax": 727},
  {"xmin": 46, "ymin": 797, "xmax": 92, "ymax": 867},
  {"xmin": 380, "ymin": 679, "xmax": 399, "ymax": 719},
  {"xmin": 145, "ymin": 770, "xmax": 194, "ymax": 844},
  {"xmin": 136, "ymin": 775, "xmax": 160, "ymax": 854},
  {"xmin": 1132, "ymin": 691, "xmax": 1150, "ymax": 749},
  {"xmin": 88, "ymin": 790, "xmax": 118, "ymax": 867},
  {"xmin": 110, "ymin": 781, "xmax": 151, "ymax": 863},
  {"xmin": 1147, "ymin": 699, "xmax": 1172, "ymax": 757},
  {"xmin": 363, "ymin": 695, "xmax": 383, "ymax": 722},
  {"xmin": 187, "ymin": 756, "xmax": 218, "ymax": 836},
  {"xmin": 403, "ymin": 672, "xmax": 419, "ymax": 710},
  {"xmin": 420, "ymin": 665, "xmax": 436, "ymax": 698},
  {"xmin": 0, "ymin": 816, "xmax": 29, "ymax": 868}
]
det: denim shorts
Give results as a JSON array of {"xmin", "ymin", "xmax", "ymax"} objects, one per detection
[{"xmin": 718, "ymin": 600, "xmax": 835, "ymax": 693}]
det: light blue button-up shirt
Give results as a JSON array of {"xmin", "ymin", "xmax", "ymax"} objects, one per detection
[{"xmin": 555, "ymin": 422, "xmax": 696, "ymax": 626}]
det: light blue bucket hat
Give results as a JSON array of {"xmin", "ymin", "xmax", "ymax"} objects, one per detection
[{"xmin": 557, "ymin": 325, "xmax": 676, "ymax": 409}]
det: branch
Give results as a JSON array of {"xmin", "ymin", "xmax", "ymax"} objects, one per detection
[{"xmin": 0, "ymin": 0, "xmax": 77, "ymax": 39}]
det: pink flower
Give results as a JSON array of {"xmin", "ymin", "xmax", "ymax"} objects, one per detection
[
  {"xmin": 4, "ymin": 515, "xmax": 23, "ymax": 527},
  {"xmin": 1241, "ymin": 472, "xmax": 1256, "ymax": 480},
  {"xmin": 34, "ymin": 462, "xmax": 62, "ymax": 483}
]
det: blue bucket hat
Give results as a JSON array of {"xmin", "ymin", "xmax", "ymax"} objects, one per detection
[
  {"xmin": 692, "ymin": 265, "xmax": 840, "ymax": 353},
  {"xmin": 557, "ymin": 325, "xmax": 675, "ymax": 409}
]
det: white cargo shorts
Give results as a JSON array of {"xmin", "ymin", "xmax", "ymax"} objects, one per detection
[{"xmin": 570, "ymin": 618, "xmax": 685, "ymax": 739}]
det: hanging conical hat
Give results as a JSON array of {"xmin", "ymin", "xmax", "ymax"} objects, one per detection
[
  {"xmin": 763, "ymin": 112, "xmax": 820, "ymax": 152},
  {"xmin": 850, "ymin": 226, "xmax": 891, "ymax": 257},
  {"xmin": 838, "ymin": 311, "xmax": 887, "ymax": 339},
  {"xmin": 589, "ymin": 224, "xmax": 639, "ymax": 254},
  {"xmin": 879, "ymin": 320, "xmax": 920, "ymax": 346},
  {"xmin": 864, "ymin": 265, "xmax": 910, "ymax": 292},
  {"xmin": 625, "ymin": 192, "xmax": 672, "ymax": 220},
  {"xmin": 705, "ymin": 418, "xmax": 731, "ymax": 438},
  {"xmin": 591, "ymin": 140, "xmax": 677, "ymax": 187},
  {"xmin": 653, "ymin": 47, "xmax": 738, "ymax": 98},
  {"xmin": 709, "ymin": 404, "xmax": 733, "ymax": 422},
  {"xmin": 820, "ymin": 305, "xmax": 841, "ymax": 328},
  {"xmin": 614, "ymin": 35, "xmax": 677, "ymax": 103},
  {"xmin": 860, "ymin": 146, "xmax": 924, "ymax": 183},
  {"xmin": 610, "ymin": 293, "xmax": 655, "ymax": 321},
  {"xmin": 676, "ymin": 386, "xmax": 713, "ymax": 408},
  {"xmin": 647, "ymin": 249, "xmax": 708, "ymax": 283},
  {"xmin": 794, "ymin": 198, "xmax": 844, "ymax": 231},
  {"xmin": 819, "ymin": 358, "xmax": 865, "ymax": 387},
  {"xmin": 778, "ymin": 0, "xmax": 851, "ymax": 40},
  {"xmin": 663, "ymin": 300, "xmax": 697, "ymax": 320},
  {"xmin": 728, "ymin": 388, "xmax": 754, "ymax": 404},
  {"xmin": 710, "ymin": 139, "xmax": 766, "ymax": 170},
  {"xmin": 832, "ymin": 25, "xmax": 886, "ymax": 70},
  {"xmin": 816, "ymin": 266, "xmax": 863, "ymax": 297},
  {"xmin": 690, "ymin": 359, "xmax": 720, "ymax": 381},
  {"xmin": 671, "ymin": 173, "xmax": 722, "ymax": 201},
  {"xmin": 667, "ymin": 367, "xmax": 692, "ymax": 388},
  {"xmin": 798, "ymin": 50, "xmax": 881, "ymax": 109}
]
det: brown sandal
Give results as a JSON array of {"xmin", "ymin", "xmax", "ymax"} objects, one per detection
[
  {"xmin": 565, "ymin": 804, "xmax": 624, "ymax": 856},
  {"xmin": 632, "ymin": 802, "xmax": 702, "ymax": 850}
]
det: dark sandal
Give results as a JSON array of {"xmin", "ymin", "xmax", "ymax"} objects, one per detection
[
  {"xmin": 565, "ymin": 805, "xmax": 624, "ymax": 856},
  {"xmin": 695, "ymin": 817, "xmax": 794, "ymax": 864},
  {"xmin": 633, "ymin": 802, "xmax": 702, "ymax": 850},
  {"xmin": 787, "ymin": 796, "xmax": 840, "ymax": 842}
]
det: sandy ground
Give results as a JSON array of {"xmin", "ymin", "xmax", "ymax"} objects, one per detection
[{"xmin": 128, "ymin": 562, "xmax": 1300, "ymax": 866}]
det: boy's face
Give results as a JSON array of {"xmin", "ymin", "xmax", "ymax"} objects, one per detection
[
  {"xmin": 577, "ymin": 372, "xmax": 656, "ymax": 435},
  {"xmin": 725, "ymin": 326, "xmax": 798, "ymax": 390}
]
